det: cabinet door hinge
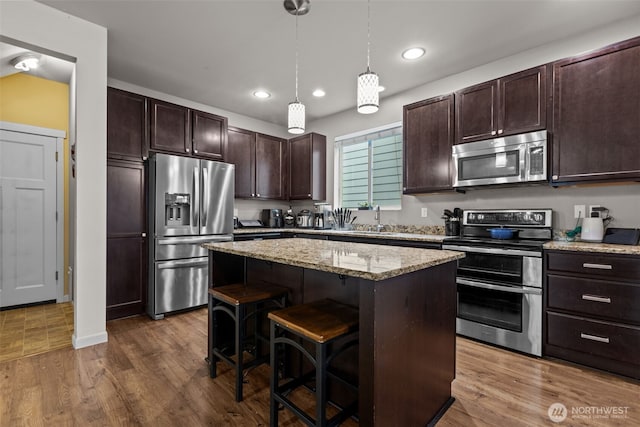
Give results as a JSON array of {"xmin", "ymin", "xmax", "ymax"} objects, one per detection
[
  {"xmin": 55, "ymin": 271, "xmax": 59, "ymax": 280},
  {"xmin": 55, "ymin": 151, "xmax": 59, "ymax": 162},
  {"xmin": 56, "ymin": 211, "xmax": 58, "ymax": 221}
]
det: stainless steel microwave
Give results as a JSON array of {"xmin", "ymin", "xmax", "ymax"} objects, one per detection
[{"xmin": 452, "ymin": 130, "xmax": 547, "ymax": 188}]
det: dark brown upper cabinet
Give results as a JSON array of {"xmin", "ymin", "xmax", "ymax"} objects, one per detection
[
  {"xmin": 150, "ymin": 98, "xmax": 227, "ymax": 160},
  {"xmin": 107, "ymin": 87, "xmax": 148, "ymax": 161},
  {"xmin": 192, "ymin": 110, "xmax": 227, "ymax": 160},
  {"xmin": 226, "ymin": 126, "xmax": 256, "ymax": 198},
  {"xmin": 255, "ymin": 133, "xmax": 287, "ymax": 200},
  {"xmin": 455, "ymin": 65, "xmax": 547, "ymax": 144},
  {"xmin": 403, "ymin": 95, "xmax": 455, "ymax": 193},
  {"xmin": 288, "ymin": 133, "xmax": 326, "ymax": 200},
  {"xmin": 551, "ymin": 36, "xmax": 640, "ymax": 184},
  {"xmin": 150, "ymin": 99, "xmax": 190, "ymax": 155},
  {"xmin": 225, "ymin": 127, "xmax": 286, "ymax": 200}
]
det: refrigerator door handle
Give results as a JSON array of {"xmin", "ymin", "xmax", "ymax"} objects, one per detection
[
  {"xmin": 202, "ymin": 166, "xmax": 209, "ymax": 228},
  {"xmin": 192, "ymin": 166, "xmax": 199, "ymax": 233}
]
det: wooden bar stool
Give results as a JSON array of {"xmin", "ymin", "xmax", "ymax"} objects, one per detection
[
  {"xmin": 209, "ymin": 283, "xmax": 288, "ymax": 402},
  {"xmin": 268, "ymin": 299, "xmax": 359, "ymax": 427}
]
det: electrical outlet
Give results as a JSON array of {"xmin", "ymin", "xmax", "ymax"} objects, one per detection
[
  {"xmin": 588, "ymin": 205, "xmax": 600, "ymax": 218},
  {"xmin": 233, "ymin": 208, "xmax": 239, "ymax": 217},
  {"xmin": 421, "ymin": 208, "xmax": 428, "ymax": 218},
  {"xmin": 574, "ymin": 205, "xmax": 586, "ymax": 219}
]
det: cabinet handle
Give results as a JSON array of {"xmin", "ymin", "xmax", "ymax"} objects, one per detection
[
  {"xmin": 141, "ymin": 232, "xmax": 146, "ymax": 238},
  {"xmin": 308, "ymin": 194, "xmax": 311, "ymax": 197},
  {"xmin": 251, "ymin": 193, "xmax": 255, "ymax": 197},
  {"xmin": 580, "ymin": 333, "xmax": 609, "ymax": 344},
  {"xmin": 582, "ymin": 263, "xmax": 612, "ymax": 270},
  {"xmin": 498, "ymin": 129, "xmax": 503, "ymax": 134},
  {"xmin": 194, "ymin": 149, "xmax": 198, "ymax": 154},
  {"xmin": 256, "ymin": 193, "xmax": 261, "ymax": 197},
  {"xmin": 581, "ymin": 294, "xmax": 611, "ymax": 304},
  {"xmin": 186, "ymin": 148, "xmax": 190, "ymax": 153},
  {"xmin": 491, "ymin": 130, "xmax": 497, "ymax": 136},
  {"xmin": 552, "ymin": 175, "xmax": 559, "ymax": 180}
]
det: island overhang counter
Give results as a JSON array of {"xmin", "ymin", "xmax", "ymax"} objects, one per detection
[{"xmin": 203, "ymin": 238, "xmax": 464, "ymax": 426}]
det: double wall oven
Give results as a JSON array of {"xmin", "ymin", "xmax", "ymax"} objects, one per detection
[{"xmin": 443, "ymin": 209, "xmax": 552, "ymax": 356}]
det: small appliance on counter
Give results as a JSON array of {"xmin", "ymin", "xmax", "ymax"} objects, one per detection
[
  {"xmin": 296, "ymin": 209, "xmax": 314, "ymax": 228},
  {"xmin": 581, "ymin": 206, "xmax": 611, "ymax": 243},
  {"xmin": 260, "ymin": 209, "xmax": 284, "ymax": 228},
  {"xmin": 442, "ymin": 208, "xmax": 462, "ymax": 236},
  {"xmin": 313, "ymin": 202, "xmax": 333, "ymax": 229},
  {"xmin": 284, "ymin": 206, "xmax": 296, "ymax": 227}
]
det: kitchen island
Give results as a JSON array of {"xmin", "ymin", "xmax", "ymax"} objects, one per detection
[{"xmin": 203, "ymin": 238, "xmax": 464, "ymax": 426}]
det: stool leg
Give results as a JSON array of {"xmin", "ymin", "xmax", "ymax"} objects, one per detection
[
  {"xmin": 316, "ymin": 342, "xmax": 327, "ymax": 427},
  {"xmin": 210, "ymin": 299, "xmax": 219, "ymax": 379},
  {"xmin": 269, "ymin": 321, "xmax": 279, "ymax": 427},
  {"xmin": 235, "ymin": 303, "xmax": 245, "ymax": 402}
]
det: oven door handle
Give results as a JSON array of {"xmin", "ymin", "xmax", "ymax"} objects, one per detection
[
  {"xmin": 457, "ymin": 278, "xmax": 542, "ymax": 295},
  {"xmin": 442, "ymin": 245, "xmax": 541, "ymax": 257}
]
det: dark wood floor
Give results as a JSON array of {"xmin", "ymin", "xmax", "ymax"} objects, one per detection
[{"xmin": 0, "ymin": 307, "xmax": 638, "ymax": 426}]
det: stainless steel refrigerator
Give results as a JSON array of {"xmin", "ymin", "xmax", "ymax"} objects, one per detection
[{"xmin": 148, "ymin": 153, "xmax": 234, "ymax": 319}]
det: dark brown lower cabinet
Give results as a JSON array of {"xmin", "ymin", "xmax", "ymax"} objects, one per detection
[
  {"xmin": 106, "ymin": 159, "xmax": 147, "ymax": 320},
  {"xmin": 544, "ymin": 250, "xmax": 640, "ymax": 379},
  {"xmin": 106, "ymin": 236, "xmax": 147, "ymax": 320}
]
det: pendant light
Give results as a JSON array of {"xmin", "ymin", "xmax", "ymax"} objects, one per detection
[
  {"xmin": 286, "ymin": 0, "xmax": 310, "ymax": 134},
  {"xmin": 357, "ymin": 0, "xmax": 379, "ymax": 114}
]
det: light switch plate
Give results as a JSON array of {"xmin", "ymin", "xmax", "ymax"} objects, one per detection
[{"xmin": 421, "ymin": 208, "xmax": 428, "ymax": 218}]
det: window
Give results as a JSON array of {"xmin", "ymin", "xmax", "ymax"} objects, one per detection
[{"xmin": 335, "ymin": 123, "xmax": 402, "ymax": 209}]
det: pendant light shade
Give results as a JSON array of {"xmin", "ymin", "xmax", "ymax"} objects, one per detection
[
  {"xmin": 286, "ymin": 0, "xmax": 309, "ymax": 134},
  {"xmin": 357, "ymin": 0, "xmax": 379, "ymax": 114},
  {"xmin": 288, "ymin": 99, "xmax": 305, "ymax": 134},
  {"xmin": 357, "ymin": 68, "xmax": 379, "ymax": 114}
]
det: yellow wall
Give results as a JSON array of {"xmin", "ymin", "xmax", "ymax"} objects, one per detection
[{"xmin": 0, "ymin": 73, "xmax": 70, "ymax": 296}]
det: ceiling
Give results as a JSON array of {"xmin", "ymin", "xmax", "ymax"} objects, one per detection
[{"xmin": 6, "ymin": 1, "xmax": 640, "ymax": 127}]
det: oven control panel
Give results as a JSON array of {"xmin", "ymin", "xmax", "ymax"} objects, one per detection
[{"xmin": 463, "ymin": 209, "xmax": 552, "ymax": 227}]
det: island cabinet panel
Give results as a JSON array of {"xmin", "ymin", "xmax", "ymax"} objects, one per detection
[
  {"xmin": 359, "ymin": 263, "xmax": 457, "ymax": 426},
  {"xmin": 403, "ymin": 94, "xmax": 454, "ymax": 193},
  {"xmin": 455, "ymin": 65, "xmax": 547, "ymax": 144},
  {"xmin": 288, "ymin": 132, "xmax": 326, "ymax": 201},
  {"xmin": 149, "ymin": 99, "xmax": 191, "ymax": 155},
  {"xmin": 551, "ymin": 36, "xmax": 640, "ymax": 184},
  {"xmin": 106, "ymin": 159, "xmax": 147, "ymax": 320},
  {"xmin": 191, "ymin": 110, "xmax": 227, "ymax": 160},
  {"xmin": 544, "ymin": 250, "xmax": 640, "ymax": 379},
  {"xmin": 107, "ymin": 87, "xmax": 148, "ymax": 161}
]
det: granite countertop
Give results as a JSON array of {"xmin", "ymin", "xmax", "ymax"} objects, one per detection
[
  {"xmin": 233, "ymin": 227, "xmax": 448, "ymax": 243},
  {"xmin": 544, "ymin": 240, "xmax": 640, "ymax": 255},
  {"xmin": 203, "ymin": 238, "xmax": 464, "ymax": 281}
]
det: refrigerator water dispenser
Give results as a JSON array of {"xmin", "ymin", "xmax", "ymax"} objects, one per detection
[{"xmin": 164, "ymin": 193, "xmax": 191, "ymax": 227}]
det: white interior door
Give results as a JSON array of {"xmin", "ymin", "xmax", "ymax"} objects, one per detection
[{"xmin": 0, "ymin": 127, "xmax": 59, "ymax": 307}]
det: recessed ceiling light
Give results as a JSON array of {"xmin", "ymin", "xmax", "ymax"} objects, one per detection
[
  {"xmin": 378, "ymin": 86, "xmax": 385, "ymax": 92},
  {"xmin": 401, "ymin": 47, "xmax": 425, "ymax": 60},
  {"xmin": 312, "ymin": 89, "xmax": 326, "ymax": 97},
  {"xmin": 253, "ymin": 90, "xmax": 271, "ymax": 99}
]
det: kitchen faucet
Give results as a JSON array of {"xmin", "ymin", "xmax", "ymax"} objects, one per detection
[{"xmin": 374, "ymin": 205, "xmax": 384, "ymax": 232}]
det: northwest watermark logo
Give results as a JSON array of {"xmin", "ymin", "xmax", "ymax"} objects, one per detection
[
  {"xmin": 548, "ymin": 403, "xmax": 567, "ymax": 423},
  {"xmin": 548, "ymin": 403, "xmax": 630, "ymax": 423}
]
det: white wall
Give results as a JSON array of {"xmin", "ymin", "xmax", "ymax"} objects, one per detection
[
  {"xmin": 1, "ymin": 1, "xmax": 108, "ymax": 348},
  {"xmin": 308, "ymin": 14, "xmax": 640, "ymax": 231}
]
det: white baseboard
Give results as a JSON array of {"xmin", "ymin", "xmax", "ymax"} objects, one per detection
[{"xmin": 72, "ymin": 331, "xmax": 108, "ymax": 349}]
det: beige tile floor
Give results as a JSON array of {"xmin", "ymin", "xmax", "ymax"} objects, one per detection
[{"xmin": 0, "ymin": 302, "xmax": 73, "ymax": 363}]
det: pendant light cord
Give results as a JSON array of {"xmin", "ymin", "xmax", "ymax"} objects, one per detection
[
  {"xmin": 295, "ymin": 8, "xmax": 299, "ymax": 102},
  {"xmin": 366, "ymin": 0, "xmax": 371, "ymax": 70}
]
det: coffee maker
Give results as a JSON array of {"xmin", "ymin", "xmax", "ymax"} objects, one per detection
[
  {"xmin": 260, "ymin": 209, "xmax": 284, "ymax": 228},
  {"xmin": 313, "ymin": 203, "xmax": 333, "ymax": 229}
]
